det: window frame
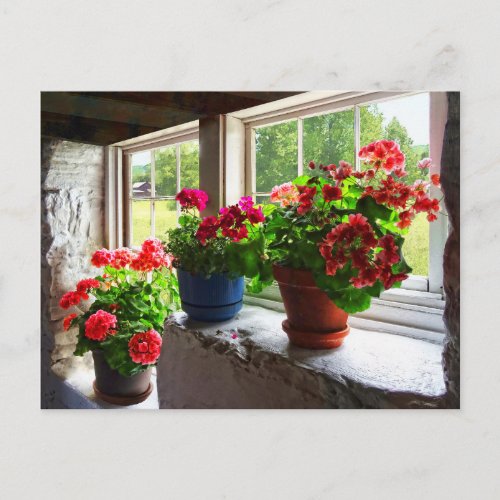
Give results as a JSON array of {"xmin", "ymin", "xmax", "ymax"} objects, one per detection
[
  {"xmin": 105, "ymin": 121, "xmax": 199, "ymax": 249},
  {"xmin": 243, "ymin": 91, "xmax": 446, "ymax": 295}
]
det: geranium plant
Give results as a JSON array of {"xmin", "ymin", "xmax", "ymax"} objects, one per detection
[
  {"xmin": 59, "ymin": 238, "xmax": 179, "ymax": 376},
  {"xmin": 166, "ymin": 188, "xmax": 272, "ymax": 286},
  {"xmin": 259, "ymin": 139, "xmax": 442, "ymax": 313}
]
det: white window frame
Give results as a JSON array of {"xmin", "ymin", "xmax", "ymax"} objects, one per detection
[
  {"xmin": 229, "ymin": 91, "xmax": 448, "ymax": 340},
  {"xmin": 105, "ymin": 121, "xmax": 199, "ymax": 249}
]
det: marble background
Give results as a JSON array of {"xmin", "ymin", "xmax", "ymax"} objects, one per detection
[{"xmin": 0, "ymin": 0, "xmax": 499, "ymax": 498}]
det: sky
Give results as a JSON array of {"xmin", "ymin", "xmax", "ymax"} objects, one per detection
[
  {"xmin": 375, "ymin": 92, "xmax": 429, "ymax": 145},
  {"xmin": 131, "ymin": 150, "xmax": 151, "ymax": 166}
]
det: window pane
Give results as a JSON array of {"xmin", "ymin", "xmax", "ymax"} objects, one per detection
[
  {"xmin": 132, "ymin": 200, "xmax": 151, "ymax": 247},
  {"xmin": 360, "ymin": 93, "xmax": 430, "ymax": 276},
  {"xmin": 131, "ymin": 151, "xmax": 151, "ymax": 198},
  {"xmin": 255, "ymin": 195, "xmax": 270, "ymax": 205},
  {"xmin": 402, "ymin": 212, "xmax": 429, "ymax": 276},
  {"xmin": 180, "ymin": 141, "xmax": 199, "ymax": 189},
  {"xmin": 154, "ymin": 145, "xmax": 177, "ymax": 196},
  {"xmin": 154, "ymin": 200, "xmax": 178, "ymax": 241},
  {"xmin": 303, "ymin": 109, "xmax": 354, "ymax": 178},
  {"xmin": 255, "ymin": 121, "xmax": 298, "ymax": 193}
]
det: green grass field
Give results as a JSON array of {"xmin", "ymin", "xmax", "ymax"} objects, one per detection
[
  {"xmin": 132, "ymin": 200, "xmax": 177, "ymax": 246},
  {"xmin": 401, "ymin": 212, "xmax": 429, "ymax": 276},
  {"xmin": 132, "ymin": 201, "xmax": 429, "ymax": 276}
]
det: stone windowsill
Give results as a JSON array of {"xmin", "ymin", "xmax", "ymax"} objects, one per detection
[{"xmin": 157, "ymin": 306, "xmax": 446, "ymax": 409}]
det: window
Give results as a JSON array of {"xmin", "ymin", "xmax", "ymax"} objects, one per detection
[
  {"xmin": 247, "ymin": 92, "xmax": 445, "ymax": 295},
  {"xmin": 105, "ymin": 121, "xmax": 200, "ymax": 249},
  {"xmin": 127, "ymin": 140, "xmax": 199, "ymax": 246}
]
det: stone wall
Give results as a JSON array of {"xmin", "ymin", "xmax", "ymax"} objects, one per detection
[
  {"xmin": 41, "ymin": 138, "xmax": 105, "ymax": 406},
  {"xmin": 441, "ymin": 93, "xmax": 460, "ymax": 408}
]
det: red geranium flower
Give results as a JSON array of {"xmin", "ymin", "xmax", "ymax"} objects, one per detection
[
  {"xmin": 238, "ymin": 196, "xmax": 254, "ymax": 212},
  {"xmin": 84, "ymin": 310, "xmax": 117, "ymax": 341},
  {"xmin": 130, "ymin": 238, "xmax": 172, "ymax": 272},
  {"xmin": 235, "ymin": 225, "xmax": 248, "ymax": 241},
  {"xmin": 319, "ymin": 213, "xmax": 383, "ymax": 284},
  {"xmin": 417, "ymin": 158, "xmax": 433, "ymax": 170},
  {"xmin": 396, "ymin": 210, "xmax": 413, "ymax": 229},
  {"xmin": 270, "ymin": 182, "xmax": 300, "ymax": 207},
  {"xmin": 63, "ymin": 313, "xmax": 78, "ymax": 331},
  {"xmin": 76, "ymin": 278, "xmax": 100, "ymax": 293},
  {"xmin": 331, "ymin": 161, "xmax": 353, "ymax": 181},
  {"xmin": 375, "ymin": 235, "xmax": 400, "ymax": 266},
  {"xmin": 351, "ymin": 267, "xmax": 380, "ymax": 288},
  {"xmin": 196, "ymin": 216, "xmax": 220, "ymax": 245},
  {"xmin": 176, "ymin": 188, "xmax": 208, "ymax": 211},
  {"xmin": 297, "ymin": 185, "xmax": 316, "ymax": 214},
  {"xmin": 246, "ymin": 206, "xmax": 265, "ymax": 224},
  {"xmin": 128, "ymin": 329, "xmax": 162, "ymax": 365},
  {"xmin": 430, "ymin": 174, "xmax": 441, "ymax": 187},
  {"xmin": 59, "ymin": 291, "xmax": 84, "ymax": 309},
  {"xmin": 359, "ymin": 140, "xmax": 406, "ymax": 175},
  {"xmin": 322, "ymin": 184, "xmax": 342, "ymax": 202},
  {"xmin": 91, "ymin": 249, "xmax": 114, "ymax": 268},
  {"xmin": 110, "ymin": 247, "xmax": 134, "ymax": 269}
]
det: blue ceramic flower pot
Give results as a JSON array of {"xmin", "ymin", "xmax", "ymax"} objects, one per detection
[{"xmin": 176, "ymin": 269, "xmax": 244, "ymax": 322}]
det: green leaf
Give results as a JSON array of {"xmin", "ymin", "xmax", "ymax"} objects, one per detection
[
  {"xmin": 328, "ymin": 288, "xmax": 372, "ymax": 313},
  {"xmin": 246, "ymin": 274, "xmax": 274, "ymax": 294},
  {"xmin": 292, "ymin": 175, "xmax": 312, "ymax": 186},
  {"xmin": 178, "ymin": 215, "xmax": 190, "ymax": 227},
  {"xmin": 363, "ymin": 280, "xmax": 384, "ymax": 298},
  {"xmin": 262, "ymin": 204, "xmax": 277, "ymax": 216},
  {"xmin": 355, "ymin": 196, "xmax": 393, "ymax": 222},
  {"xmin": 292, "ymin": 239, "xmax": 324, "ymax": 271}
]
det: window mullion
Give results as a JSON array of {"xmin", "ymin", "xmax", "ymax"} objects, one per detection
[
  {"xmin": 354, "ymin": 105, "xmax": 361, "ymax": 171},
  {"xmin": 248, "ymin": 127, "xmax": 256, "ymax": 198},
  {"xmin": 150, "ymin": 150, "xmax": 155, "ymax": 237},
  {"xmin": 297, "ymin": 118, "xmax": 303, "ymax": 175},
  {"xmin": 176, "ymin": 143, "xmax": 181, "ymax": 220}
]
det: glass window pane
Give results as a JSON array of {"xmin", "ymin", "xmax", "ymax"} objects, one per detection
[
  {"xmin": 255, "ymin": 194, "xmax": 270, "ymax": 205},
  {"xmin": 154, "ymin": 145, "xmax": 177, "ymax": 196},
  {"xmin": 154, "ymin": 200, "xmax": 178, "ymax": 241},
  {"xmin": 131, "ymin": 151, "xmax": 151, "ymax": 198},
  {"xmin": 180, "ymin": 140, "xmax": 199, "ymax": 189},
  {"xmin": 402, "ymin": 212, "xmax": 429, "ymax": 276},
  {"xmin": 360, "ymin": 93, "xmax": 430, "ymax": 276},
  {"xmin": 255, "ymin": 120, "xmax": 298, "ymax": 193},
  {"xmin": 132, "ymin": 200, "xmax": 151, "ymax": 247},
  {"xmin": 303, "ymin": 109, "xmax": 354, "ymax": 178}
]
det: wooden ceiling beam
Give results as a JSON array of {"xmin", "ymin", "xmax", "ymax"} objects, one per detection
[
  {"xmin": 71, "ymin": 91, "xmax": 299, "ymax": 115},
  {"xmin": 41, "ymin": 92, "xmax": 303, "ymax": 145},
  {"xmin": 42, "ymin": 92, "xmax": 199, "ymax": 129},
  {"xmin": 41, "ymin": 112, "xmax": 162, "ymax": 146}
]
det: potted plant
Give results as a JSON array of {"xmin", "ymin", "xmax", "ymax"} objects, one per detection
[
  {"xmin": 256, "ymin": 140, "xmax": 442, "ymax": 349},
  {"xmin": 59, "ymin": 238, "xmax": 179, "ymax": 405},
  {"xmin": 165, "ymin": 188, "xmax": 271, "ymax": 321}
]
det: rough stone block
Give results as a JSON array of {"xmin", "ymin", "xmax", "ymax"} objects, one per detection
[{"xmin": 157, "ymin": 306, "xmax": 446, "ymax": 409}]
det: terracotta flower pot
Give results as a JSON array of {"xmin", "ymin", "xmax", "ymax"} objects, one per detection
[
  {"xmin": 92, "ymin": 350, "xmax": 153, "ymax": 406},
  {"xmin": 272, "ymin": 264, "xmax": 350, "ymax": 349}
]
